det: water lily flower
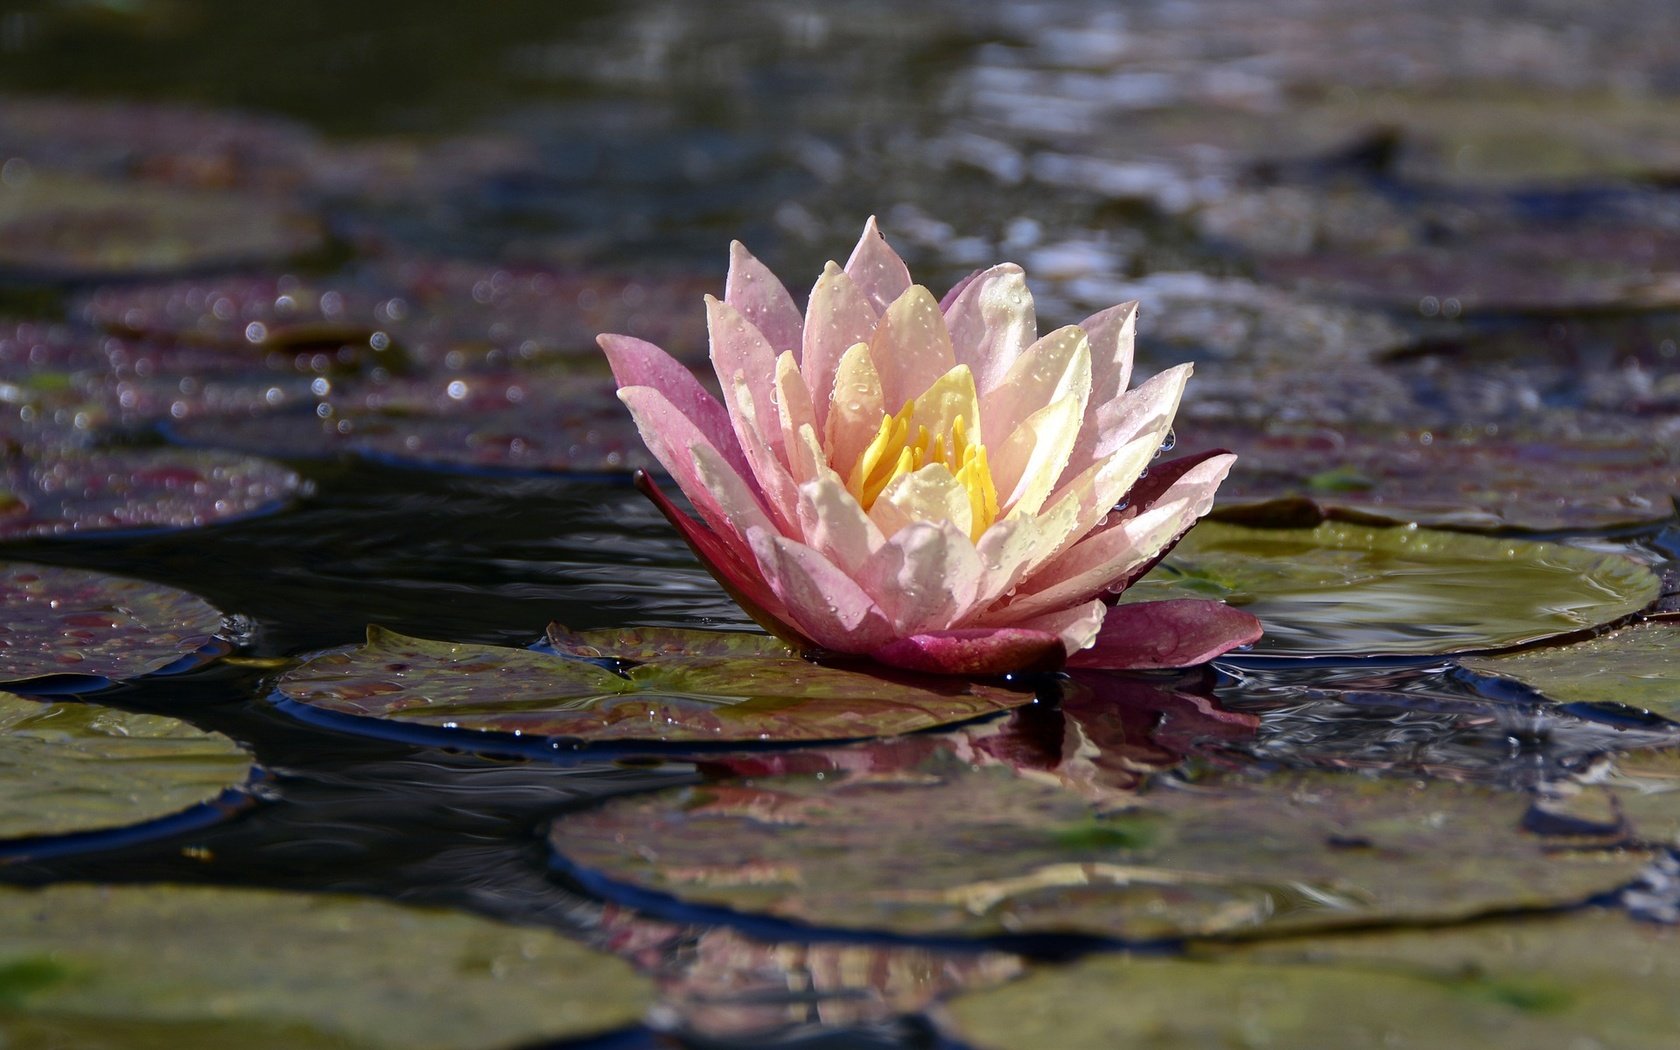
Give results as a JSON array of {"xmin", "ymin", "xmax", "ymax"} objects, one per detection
[{"xmin": 599, "ymin": 219, "xmax": 1261, "ymax": 675}]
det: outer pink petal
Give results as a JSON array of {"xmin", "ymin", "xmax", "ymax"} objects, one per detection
[
  {"xmin": 746, "ymin": 528, "xmax": 897, "ymax": 654},
  {"xmin": 725, "ymin": 241, "xmax": 804, "ymax": 355},
  {"xmin": 1064, "ymin": 450, "xmax": 1236, "ymax": 598},
  {"xmin": 707, "ymin": 295, "xmax": 786, "ymax": 466},
  {"xmin": 869, "ymin": 286, "xmax": 957, "ymax": 411},
  {"xmin": 801, "ymin": 262, "xmax": 880, "ymax": 432},
  {"xmin": 860, "ymin": 520, "xmax": 982, "ymax": 635},
  {"xmin": 1062, "ymin": 362, "xmax": 1190, "ymax": 485},
  {"xmin": 988, "ymin": 498, "xmax": 1191, "ymax": 622},
  {"xmin": 943, "ymin": 263, "xmax": 1036, "ymax": 396},
  {"xmin": 844, "ymin": 216, "xmax": 914, "ymax": 314},
  {"xmin": 870, "ymin": 627, "xmax": 1065, "ymax": 676},
  {"xmin": 633, "ymin": 471, "xmax": 811, "ymax": 649},
  {"xmin": 1010, "ymin": 598, "xmax": 1107, "ymax": 655},
  {"xmin": 616, "ymin": 385, "xmax": 770, "ymax": 531},
  {"xmin": 938, "ymin": 268, "xmax": 984, "ymax": 311},
  {"xmin": 1065, "ymin": 599, "xmax": 1262, "ymax": 669},
  {"xmin": 1081, "ymin": 300, "xmax": 1138, "ymax": 420},
  {"xmin": 598, "ymin": 333, "xmax": 753, "ymax": 483}
]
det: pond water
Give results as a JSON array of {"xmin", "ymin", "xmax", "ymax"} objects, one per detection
[{"xmin": 3, "ymin": 1, "xmax": 1680, "ymax": 1047}]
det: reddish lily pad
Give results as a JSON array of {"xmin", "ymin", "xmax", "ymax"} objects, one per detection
[
  {"xmin": 944, "ymin": 908, "xmax": 1680, "ymax": 1050},
  {"xmin": 276, "ymin": 625, "xmax": 1035, "ymax": 745},
  {"xmin": 0, "ymin": 562, "xmax": 225, "ymax": 687},
  {"xmin": 0, "ymin": 172, "xmax": 323, "ymax": 280},
  {"xmin": 1175, "ymin": 420, "xmax": 1680, "ymax": 531},
  {"xmin": 0, "ymin": 882, "xmax": 650, "ymax": 1049},
  {"xmin": 0, "ymin": 446, "xmax": 302, "ymax": 539},
  {"xmin": 1459, "ymin": 622, "xmax": 1680, "ymax": 716},
  {"xmin": 0, "ymin": 691, "xmax": 250, "ymax": 841},
  {"xmin": 550, "ymin": 755, "xmax": 1646, "ymax": 940},
  {"xmin": 1122, "ymin": 522, "xmax": 1659, "ymax": 657}
]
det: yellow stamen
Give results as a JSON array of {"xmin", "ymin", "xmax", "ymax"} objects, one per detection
[{"xmin": 841, "ymin": 406, "xmax": 1000, "ymax": 540}]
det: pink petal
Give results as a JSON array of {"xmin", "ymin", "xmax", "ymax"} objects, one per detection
[
  {"xmin": 1078, "ymin": 450, "xmax": 1237, "ymax": 597},
  {"xmin": 634, "ymin": 471, "xmax": 811, "ymax": 648},
  {"xmin": 598, "ymin": 333, "xmax": 753, "ymax": 483},
  {"xmin": 1010, "ymin": 598, "xmax": 1107, "ymax": 654},
  {"xmin": 1066, "ymin": 599, "xmax": 1262, "ymax": 669},
  {"xmin": 1062, "ymin": 362, "xmax": 1190, "ymax": 486},
  {"xmin": 870, "ymin": 627, "xmax": 1065, "ymax": 676},
  {"xmin": 616, "ymin": 385, "xmax": 770, "ymax": 532},
  {"xmin": 987, "ymin": 497, "xmax": 1192, "ymax": 622},
  {"xmin": 938, "ymin": 268, "xmax": 984, "ymax": 311},
  {"xmin": 747, "ymin": 528, "xmax": 897, "ymax": 654},
  {"xmin": 869, "ymin": 286, "xmax": 957, "ymax": 411},
  {"xmin": 707, "ymin": 294, "xmax": 786, "ymax": 464},
  {"xmin": 1081, "ymin": 299, "xmax": 1138, "ymax": 419},
  {"xmin": 944, "ymin": 263, "xmax": 1036, "ymax": 396},
  {"xmin": 774, "ymin": 352, "xmax": 819, "ymax": 484},
  {"xmin": 979, "ymin": 323, "xmax": 1090, "ymax": 451},
  {"xmin": 844, "ymin": 216, "xmax": 914, "ymax": 314},
  {"xmin": 795, "ymin": 473, "xmax": 884, "ymax": 577},
  {"xmin": 801, "ymin": 262, "xmax": 880, "ymax": 432},
  {"xmin": 725, "ymin": 241, "xmax": 804, "ymax": 355}
]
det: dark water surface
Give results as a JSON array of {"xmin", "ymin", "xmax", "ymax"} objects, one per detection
[{"xmin": 3, "ymin": 1, "xmax": 1680, "ymax": 1046}]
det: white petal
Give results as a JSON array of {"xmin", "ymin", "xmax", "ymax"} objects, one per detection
[
  {"xmin": 868, "ymin": 463, "xmax": 972, "ymax": 540},
  {"xmin": 979, "ymin": 324, "xmax": 1091, "ymax": 451},
  {"xmin": 992, "ymin": 393, "xmax": 1087, "ymax": 518},
  {"xmin": 795, "ymin": 471, "xmax": 884, "ymax": 578},
  {"xmin": 801, "ymin": 262, "xmax": 880, "ymax": 432},
  {"xmin": 860, "ymin": 520, "xmax": 983, "ymax": 634},
  {"xmin": 824, "ymin": 340, "xmax": 886, "ymax": 478},
  {"xmin": 774, "ymin": 351, "xmax": 819, "ymax": 484}
]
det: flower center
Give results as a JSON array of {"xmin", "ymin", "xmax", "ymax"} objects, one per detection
[{"xmin": 845, "ymin": 399, "xmax": 999, "ymax": 539}]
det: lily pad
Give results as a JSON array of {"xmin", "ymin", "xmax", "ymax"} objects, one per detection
[
  {"xmin": 943, "ymin": 908, "xmax": 1680, "ymax": 1050},
  {"xmin": 1121, "ymin": 522, "xmax": 1659, "ymax": 657},
  {"xmin": 1176, "ymin": 420, "xmax": 1680, "ymax": 532},
  {"xmin": 0, "ymin": 446, "xmax": 302, "ymax": 539},
  {"xmin": 0, "ymin": 562, "xmax": 225, "ymax": 687},
  {"xmin": 0, "ymin": 172, "xmax": 323, "ymax": 280},
  {"xmin": 0, "ymin": 691, "xmax": 250, "ymax": 843},
  {"xmin": 549, "ymin": 756, "xmax": 1646, "ymax": 941},
  {"xmin": 276, "ymin": 625, "xmax": 1035, "ymax": 745},
  {"xmin": 0, "ymin": 882, "xmax": 650, "ymax": 1049},
  {"xmin": 1460, "ymin": 623, "xmax": 1680, "ymax": 716}
]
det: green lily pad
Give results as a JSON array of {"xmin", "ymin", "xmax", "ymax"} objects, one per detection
[
  {"xmin": 0, "ymin": 172, "xmax": 323, "ymax": 280},
  {"xmin": 1460, "ymin": 622, "xmax": 1680, "ymax": 716},
  {"xmin": 0, "ymin": 447, "xmax": 302, "ymax": 540},
  {"xmin": 0, "ymin": 691, "xmax": 250, "ymax": 841},
  {"xmin": 549, "ymin": 756, "xmax": 1646, "ymax": 940},
  {"xmin": 1178, "ymin": 421, "xmax": 1680, "ymax": 532},
  {"xmin": 943, "ymin": 908, "xmax": 1680, "ymax": 1050},
  {"xmin": 0, "ymin": 882, "xmax": 649, "ymax": 1049},
  {"xmin": 1122, "ymin": 522, "xmax": 1658, "ymax": 657},
  {"xmin": 276, "ymin": 626, "xmax": 1035, "ymax": 745},
  {"xmin": 0, "ymin": 562, "xmax": 225, "ymax": 687}
]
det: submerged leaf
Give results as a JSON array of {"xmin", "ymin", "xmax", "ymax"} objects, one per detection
[{"xmin": 277, "ymin": 625, "xmax": 1035, "ymax": 745}]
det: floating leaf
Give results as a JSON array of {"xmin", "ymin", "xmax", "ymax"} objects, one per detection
[
  {"xmin": 0, "ymin": 172, "xmax": 322, "ymax": 280},
  {"xmin": 276, "ymin": 626, "xmax": 1035, "ymax": 745},
  {"xmin": 0, "ymin": 691, "xmax": 250, "ymax": 842},
  {"xmin": 1460, "ymin": 623, "xmax": 1680, "ymax": 717},
  {"xmin": 1178, "ymin": 421, "xmax": 1680, "ymax": 532},
  {"xmin": 549, "ymin": 756, "xmax": 1645, "ymax": 940},
  {"xmin": 0, "ymin": 446, "xmax": 302, "ymax": 539},
  {"xmin": 0, "ymin": 562, "xmax": 224, "ymax": 686},
  {"xmin": 943, "ymin": 908, "xmax": 1680, "ymax": 1050},
  {"xmin": 1122, "ymin": 522, "xmax": 1658, "ymax": 657},
  {"xmin": 0, "ymin": 882, "xmax": 649, "ymax": 1049}
]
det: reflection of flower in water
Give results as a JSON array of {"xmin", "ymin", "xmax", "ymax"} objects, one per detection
[
  {"xmin": 601, "ymin": 218, "xmax": 1259, "ymax": 675},
  {"xmin": 596, "ymin": 905, "xmax": 1022, "ymax": 1041}
]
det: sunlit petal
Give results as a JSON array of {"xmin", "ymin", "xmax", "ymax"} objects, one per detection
[{"xmin": 725, "ymin": 240, "xmax": 804, "ymax": 355}]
